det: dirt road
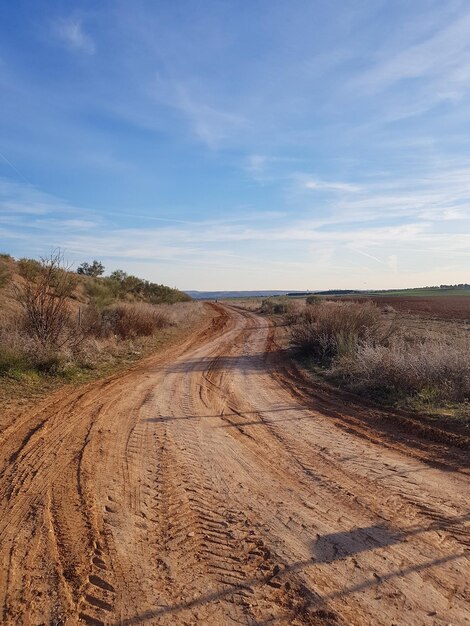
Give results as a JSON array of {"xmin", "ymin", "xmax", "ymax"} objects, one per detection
[{"xmin": 0, "ymin": 304, "xmax": 468, "ymax": 625}]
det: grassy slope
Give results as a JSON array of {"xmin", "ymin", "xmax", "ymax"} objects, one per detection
[
  {"xmin": 0, "ymin": 254, "xmax": 190, "ymax": 314},
  {"xmin": 0, "ymin": 253, "xmax": 200, "ymax": 416}
]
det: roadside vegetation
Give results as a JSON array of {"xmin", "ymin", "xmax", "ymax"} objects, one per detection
[
  {"xmin": 286, "ymin": 299, "xmax": 470, "ymax": 420},
  {"xmin": 0, "ymin": 251, "xmax": 199, "ymax": 386}
]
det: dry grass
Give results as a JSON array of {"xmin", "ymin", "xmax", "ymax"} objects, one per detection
[
  {"xmin": 289, "ymin": 300, "xmax": 388, "ymax": 361},
  {"xmin": 100, "ymin": 303, "xmax": 170, "ymax": 339},
  {"xmin": 219, "ymin": 298, "xmax": 262, "ymax": 312},
  {"xmin": 334, "ymin": 336, "xmax": 470, "ymax": 403},
  {"xmin": 157, "ymin": 301, "xmax": 204, "ymax": 327},
  {"xmin": 288, "ymin": 300, "xmax": 470, "ymax": 407},
  {"xmin": 0, "ymin": 296, "xmax": 204, "ymax": 379}
]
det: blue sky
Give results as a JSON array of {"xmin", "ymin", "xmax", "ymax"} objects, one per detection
[{"xmin": 1, "ymin": 0, "xmax": 470, "ymax": 290}]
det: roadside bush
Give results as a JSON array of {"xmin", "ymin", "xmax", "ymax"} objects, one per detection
[
  {"xmin": 100, "ymin": 303, "xmax": 170, "ymax": 339},
  {"xmin": 0, "ymin": 344, "xmax": 30, "ymax": 375},
  {"xmin": 334, "ymin": 336, "xmax": 470, "ymax": 403},
  {"xmin": 306, "ymin": 295, "xmax": 322, "ymax": 306},
  {"xmin": 15, "ymin": 251, "xmax": 79, "ymax": 350},
  {"xmin": 290, "ymin": 301, "xmax": 385, "ymax": 362},
  {"xmin": 84, "ymin": 277, "xmax": 120, "ymax": 308},
  {"xmin": 283, "ymin": 301, "xmax": 304, "ymax": 325},
  {"xmin": 158, "ymin": 301, "xmax": 204, "ymax": 327},
  {"xmin": 0, "ymin": 253, "xmax": 201, "ymax": 380},
  {"xmin": 17, "ymin": 257, "xmax": 42, "ymax": 280},
  {"xmin": 290, "ymin": 299, "xmax": 470, "ymax": 406},
  {"xmin": 80, "ymin": 305, "xmax": 104, "ymax": 337},
  {"xmin": 260, "ymin": 297, "xmax": 290, "ymax": 315},
  {"xmin": 0, "ymin": 261, "xmax": 11, "ymax": 288},
  {"xmin": 0, "ymin": 323, "xmax": 70, "ymax": 376}
]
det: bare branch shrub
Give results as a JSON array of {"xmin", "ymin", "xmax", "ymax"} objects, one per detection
[{"xmin": 14, "ymin": 250, "xmax": 79, "ymax": 350}]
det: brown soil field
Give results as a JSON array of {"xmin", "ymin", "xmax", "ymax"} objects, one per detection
[
  {"xmin": 0, "ymin": 304, "xmax": 468, "ymax": 625},
  {"xmin": 343, "ymin": 295, "xmax": 470, "ymax": 320}
]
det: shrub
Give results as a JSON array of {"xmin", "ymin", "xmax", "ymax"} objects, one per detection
[
  {"xmin": 0, "ymin": 261, "xmax": 11, "ymax": 288},
  {"xmin": 0, "ymin": 344, "xmax": 30, "ymax": 375},
  {"xmin": 260, "ymin": 297, "xmax": 289, "ymax": 315},
  {"xmin": 282, "ymin": 301, "xmax": 303, "ymax": 325},
  {"xmin": 14, "ymin": 251, "xmax": 79, "ymax": 350},
  {"xmin": 0, "ymin": 253, "xmax": 201, "ymax": 380},
  {"xmin": 83, "ymin": 273, "xmax": 191, "ymax": 307},
  {"xmin": 100, "ymin": 303, "xmax": 170, "ymax": 339},
  {"xmin": 80, "ymin": 305, "xmax": 105, "ymax": 337},
  {"xmin": 84, "ymin": 277, "xmax": 120, "ymax": 308},
  {"xmin": 17, "ymin": 258, "xmax": 42, "ymax": 280},
  {"xmin": 290, "ymin": 301, "xmax": 385, "ymax": 362},
  {"xmin": 77, "ymin": 260, "xmax": 105, "ymax": 277},
  {"xmin": 0, "ymin": 322, "xmax": 70, "ymax": 376},
  {"xmin": 306, "ymin": 295, "xmax": 322, "ymax": 306},
  {"xmin": 290, "ymin": 300, "xmax": 470, "ymax": 406},
  {"xmin": 334, "ymin": 336, "xmax": 470, "ymax": 403}
]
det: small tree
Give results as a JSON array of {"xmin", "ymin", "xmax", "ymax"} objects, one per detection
[
  {"xmin": 77, "ymin": 260, "xmax": 105, "ymax": 277},
  {"xmin": 109, "ymin": 269, "xmax": 128, "ymax": 283},
  {"xmin": 15, "ymin": 251, "xmax": 78, "ymax": 349}
]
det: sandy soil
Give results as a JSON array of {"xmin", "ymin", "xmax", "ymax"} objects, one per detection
[{"xmin": 0, "ymin": 304, "xmax": 468, "ymax": 625}]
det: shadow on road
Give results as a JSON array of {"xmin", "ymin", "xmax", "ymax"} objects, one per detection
[
  {"xmin": 158, "ymin": 351, "xmax": 284, "ymax": 373},
  {"xmin": 142, "ymin": 405, "xmax": 306, "ymax": 423},
  {"xmin": 112, "ymin": 514, "xmax": 468, "ymax": 625}
]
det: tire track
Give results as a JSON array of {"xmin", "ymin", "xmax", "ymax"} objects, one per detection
[{"xmin": 0, "ymin": 304, "xmax": 468, "ymax": 625}]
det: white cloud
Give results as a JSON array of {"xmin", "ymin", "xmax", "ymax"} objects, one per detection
[{"xmin": 54, "ymin": 18, "xmax": 95, "ymax": 55}]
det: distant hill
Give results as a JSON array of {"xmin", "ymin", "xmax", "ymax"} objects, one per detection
[
  {"xmin": 185, "ymin": 290, "xmax": 296, "ymax": 300},
  {"xmin": 186, "ymin": 286, "xmax": 470, "ymax": 300}
]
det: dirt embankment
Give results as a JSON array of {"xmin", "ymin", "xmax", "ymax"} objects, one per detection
[{"xmin": 0, "ymin": 304, "xmax": 468, "ymax": 625}]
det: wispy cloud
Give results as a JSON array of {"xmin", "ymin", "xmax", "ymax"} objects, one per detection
[
  {"xmin": 53, "ymin": 17, "xmax": 95, "ymax": 55},
  {"xmin": 0, "ymin": 178, "xmax": 90, "ymax": 218},
  {"xmin": 153, "ymin": 76, "xmax": 246, "ymax": 147},
  {"xmin": 303, "ymin": 178, "xmax": 361, "ymax": 193},
  {"xmin": 357, "ymin": 11, "xmax": 470, "ymax": 93}
]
